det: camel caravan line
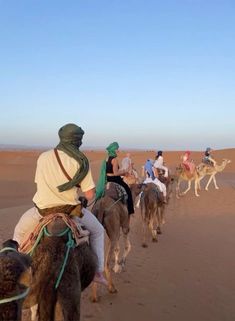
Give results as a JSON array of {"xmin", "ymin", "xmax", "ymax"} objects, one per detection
[
  {"xmin": 175, "ymin": 158, "xmax": 231, "ymax": 198},
  {"xmin": 0, "ymin": 155, "xmax": 231, "ymax": 321}
]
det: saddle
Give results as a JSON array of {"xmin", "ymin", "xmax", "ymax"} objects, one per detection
[
  {"xmin": 182, "ymin": 163, "xmax": 190, "ymax": 171},
  {"xmin": 157, "ymin": 169, "xmax": 170, "ymax": 186},
  {"xmin": 105, "ymin": 182, "xmax": 128, "ymax": 204},
  {"xmin": 20, "ymin": 213, "xmax": 89, "ymax": 255},
  {"xmin": 180, "ymin": 163, "xmax": 196, "ymax": 179},
  {"xmin": 202, "ymin": 158, "xmax": 214, "ymax": 167}
]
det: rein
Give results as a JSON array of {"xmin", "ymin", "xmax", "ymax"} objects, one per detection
[
  {"xmin": 87, "ymin": 198, "xmax": 97, "ymax": 208},
  {"xmin": 29, "ymin": 226, "xmax": 75, "ymax": 289},
  {"xmin": 0, "ymin": 247, "xmax": 18, "ymax": 254},
  {"xmin": 0, "ymin": 247, "xmax": 30, "ymax": 305},
  {"xmin": 0, "ymin": 288, "xmax": 30, "ymax": 305},
  {"xmin": 104, "ymin": 197, "xmax": 122, "ymax": 214}
]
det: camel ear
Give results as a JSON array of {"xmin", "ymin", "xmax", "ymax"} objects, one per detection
[{"xmin": 19, "ymin": 267, "xmax": 32, "ymax": 287}]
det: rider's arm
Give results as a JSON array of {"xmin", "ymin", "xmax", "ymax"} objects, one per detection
[
  {"xmin": 112, "ymin": 158, "xmax": 127, "ymax": 176},
  {"xmin": 84, "ymin": 188, "xmax": 95, "ymax": 200}
]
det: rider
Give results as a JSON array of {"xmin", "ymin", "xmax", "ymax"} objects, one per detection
[
  {"xmin": 121, "ymin": 152, "xmax": 132, "ymax": 173},
  {"xmin": 143, "ymin": 173, "xmax": 167, "ymax": 204},
  {"xmin": 96, "ymin": 142, "xmax": 135, "ymax": 215},
  {"xmin": 181, "ymin": 151, "xmax": 196, "ymax": 174},
  {"xmin": 13, "ymin": 123, "xmax": 107, "ymax": 286},
  {"xmin": 143, "ymin": 159, "xmax": 155, "ymax": 180},
  {"xmin": 202, "ymin": 147, "xmax": 216, "ymax": 166},
  {"xmin": 153, "ymin": 150, "xmax": 169, "ymax": 178}
]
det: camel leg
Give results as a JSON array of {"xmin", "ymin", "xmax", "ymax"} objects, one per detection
[
  {"xmin": 59, "ymin": 291, "xmax": 80, "ymax": 321},
  {"xmin": 197, "ymin": 177, "xmax": 202, "ymax": 190},
  {"xmin": 176, "ymin": 181, "xmax": 181, "ymax": 199},
  {"xmin": 156, "ymin": 207, "xmax": 162, "ymax": 235},
  {"xmin": 90, "ymin": 282, "xmax": 98, "ymax": 303},
  {"xmin": 159, "ymin": 205, "xmax": 165, "ymax": 225},
  {"xmin": 205, "ymin": 174, "xmax": 219, "ymax": 190},
  {"xmin": 142, "ymin": 219, "xmax": 148, "ymax": 248},
  {"xmin": 30, "ymin": 304, "xmax": 38, "ymax": 321},
  {"xmin": 182, "ymin": 180, "xmax": 191, "ymax": 195},
  {"xmin": 119, "ymin": 232, "xmax": 131, "ymax": 268},
  {"xmin": 194, "ymin": 179, "xmax": 200, "ymax": 197},
  {"xmin": 37, "ymin": 290, "xmax": 56, "ymax": 321},
  {"xmin": 112, "ymin": 242, "xmax": 121, "ymax": 273},
  {"xmin": 205, "ymin": 175, "xmax": 212, "ymax": 190},
  {"xmin": 105, "ymin": 241, "xmax": 118, "ymax": 293},
  {"xmin": 150, "ymin": 216, "xmax": 158, "ymax": 242},
  {"xmin": 90, "ymin": 241, "xmax": 118, "ymax": 302},
  {"xmin": 212, "ymin": 175, "xmax": 219, "ymax": 189}
]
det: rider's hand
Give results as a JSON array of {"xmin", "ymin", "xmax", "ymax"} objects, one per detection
[{"xmin": 78, "ymin": 196, "xmax": 88, "ymax": 208}]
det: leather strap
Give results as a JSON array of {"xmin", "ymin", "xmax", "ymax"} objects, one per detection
[{"xmin": 54, "ymin": 148, "xmax": 72, "ymax": 181}]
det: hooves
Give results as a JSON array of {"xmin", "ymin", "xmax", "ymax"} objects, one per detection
[
  {"xmin": 108, "ymin": 286, "xmax": 118, "ymax": 294},
  {"xmin": 90, "ymin": 296, "xmax": 99, "ymax": 303},
  {"xmin": 152, "ymin": 238, "xmax": 158, "ymax": 242},
  {"xmin": 113, "ymin": 264, "xmax": 122, "ymax": 274},
  {"xmin": 90, "ymin": 282, "xmax": 118, "ymax": 303},
  {"xmin": 142, "ymin": 243, "xmax": 148, "ymax": 248}
]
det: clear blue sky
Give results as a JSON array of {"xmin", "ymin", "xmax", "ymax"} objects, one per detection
[{"xmin": 0, "ymin": 0, "xmax": 234, "ymax": 150}]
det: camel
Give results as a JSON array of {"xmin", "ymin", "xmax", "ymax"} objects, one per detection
[
  {"xmin": 91, "ymin": 182, "xmax": 142, "ymax": 302},
  {"xmin": 175, "ymin": 164, "xmax": 200, "ymax": 198},
  {"xmin": 0, "ymin": 239, "xmax": 32, "ymax": 321},
  {"xmin": 22, "ymin": 213, "xmax": 97, "ymax": 321},
  {"xmin": 197, "ymin": 159, "xmax": 231, "ymax": 191},
  {"xmin": 140, "ymin": 183, "xmax": 165, "ymax": 247},
  {"xmin": 123, "ymin": 170, "xmax": 139, "ymax": 186},
  {"xmin": 157, "ymin": 169, "xmax": 174, "ymax": 201}
]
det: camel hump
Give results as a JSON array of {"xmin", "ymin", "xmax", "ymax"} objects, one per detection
[
  {"xmin": 143, "ymin": 183, "xmax": 164, "ymax": 203},
  {"xmin": 105, "ymin": 182, "xmax": 128, "ymax": 203}
]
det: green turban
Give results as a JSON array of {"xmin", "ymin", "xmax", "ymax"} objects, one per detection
[
  {"xmin": 95, "ymin": 141, "xmax": 119, "ymax": 199},
  {"xmin": 106, "ymin": 142, "xmax": 119, "ymax": 157},
  {"xmin": 56, "ymin": 123, "xmax": 89, "ymax": 192}
]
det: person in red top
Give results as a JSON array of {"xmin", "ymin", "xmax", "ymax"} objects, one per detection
[{"xmin": 182, "ymin": 151, "xmax": 196, "ymax": 174}]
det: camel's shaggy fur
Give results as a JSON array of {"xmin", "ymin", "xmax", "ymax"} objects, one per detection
[
  {"xmin": 0, "ymin": 240, "xmax": 31, "ymax": 321},
  {"xmin": 140, "ymin": 183, "xmax": 165, "ymax": 247},
  {"xmin": 23, "ymin": 216, "xmax": 97, "ymax": 321},
  {"xmin": 91, "ymin": 182, "xmax": 142, "ymax": 302}
]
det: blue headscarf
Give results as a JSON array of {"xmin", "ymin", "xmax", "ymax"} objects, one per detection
[{"xmin": 144, "ymin": 159, "xmax": 155, "ymax": 180}]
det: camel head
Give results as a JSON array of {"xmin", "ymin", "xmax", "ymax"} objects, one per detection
[
  {"xmin": 216, "ymin": 158, "xmax": 232, "ymax": 172},
  {"xmin": 222, "ymin": 158, "xmax": 231, "ymax": 165},
  {"xmin": 0, "ymin": 239, "xmax": 32, "ymax": 294}
]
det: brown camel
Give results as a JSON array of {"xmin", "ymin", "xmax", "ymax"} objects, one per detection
[
  {"xmin": 91, "ymin": 182, "xmax": 142, "ymax": 302},
  {"xmin": 22, "ymin": 213, "xmax": 97, "ymax": 321},
  {"xmin": 197, "ymin": 159, "xmax": 231, "ymax": 191},
  {"xmin": 0, "ymin": 239, "xmax": 32, "ymax": 321},
  {"xmin": 123, "ymin": 170, "xmax": 139, "ymax": 186},
  {"xmin": 157, "ymin": 168, "xmax": 174, "ymax": 202},
  {"xmin": 175, "ymin": 164, "xmax": 200, "ymax": 198},
  {"xmin": 140, "ymin": 183, "xmax": 165, "ymax": 248}
]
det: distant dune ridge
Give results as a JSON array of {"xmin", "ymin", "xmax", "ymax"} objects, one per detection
[{"xmin": 0, "ymin": 148, "xmax": 234, "ymax": 321}]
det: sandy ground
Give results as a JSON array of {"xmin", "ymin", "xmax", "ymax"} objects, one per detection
[{"xmin": 0, "ymin": 148, "xmax": 234, "ymax": 321}]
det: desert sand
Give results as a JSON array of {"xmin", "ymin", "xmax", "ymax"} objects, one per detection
[{"xmin": 0, "ymin": 148, "xmax": 234, "ymax": 321}]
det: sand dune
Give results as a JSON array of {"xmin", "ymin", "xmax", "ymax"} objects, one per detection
[{"xmin": 0, "ymin": 149, "xmax": 234, "ymax": 321}]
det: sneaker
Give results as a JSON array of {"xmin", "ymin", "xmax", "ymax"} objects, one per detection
[{"xmin": 93, "ymin": 272, "xmax": 108, "ymax": 286}]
